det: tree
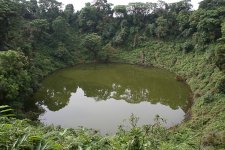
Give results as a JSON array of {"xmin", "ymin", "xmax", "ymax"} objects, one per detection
[
  {"xmin": 126, "ymin": 2, "xmax": 154, "ymax": 26},
  {"xmin": 22, "ymin": 0, "xmax": 39, "ymax": 19},
  {"xmin": 153, "ymin": 0, "xmax": 168, "ymax": 16},
  {"xmin": 39, "ymin": 0, "xmax": 62, "ymax": 21},
  {"xmin": 155, "ymin": 16, "xmax": 169, "ymax": 38},
  {"xmin": 215, "ymin": 45, "xmax": 225, "ymax": 72},
  {"xmin": 198, "ymin": 17, "xmax": 221, "ymax": 41},
  {"xmin": 52, "ymin": 16, "xmax": 68, "ymax": 42},
  {"xmin": 176, "ymin": 12, "xmax": 190, "ymax": 34},
  {"xmin": 190, "ymin": 9, "xmax": 222, "ymax": 43},
  {"xmin": 112, "ymin": 28, "xmax": 129, "ymax": 46},
  {"xmin": 219, "ymin": 21, "xmax": 225, "ymax": 41},
  {"xmin": 64, "ymin": 4, "xmax": 74, "ymax": 24},
  {"xmin": 101, "ymin": 23, "xmax": 116, "ymax": 42},
  {"xmin": 54, "ymin": 42, "xmax": 72, "ymax": 64},
  {"xmin": 93, "ymin": 0, "xmax": 113, "ymax": 18},
  {"xmin": 28, "ymin": 19, "xmax": 49, "ymax": 42},
  {"xmin": 114, "ymin": 5, "xmax": 127, "ymax": 18},
  {"xmin": 0, "ymin": 0, "xmax": 20, "ymax": 50},
  {"xmin": 199, "ymin": 0, "xmax": 225, "ymax": 10},
  {"xmin": 98, "ymin": 43, "xmax": 116, "ymax": 62},
  {"xmin": 145, "ymin": 23, "xmax": 156, "ymax": 37},
  {"xmin": 78, "ymin": 3, "xmax": 98, "ymax": 32},
  {"xmin": 168, "ymin": 0, "xmax": 192, "ymax": 14},
  {"xmin": 82, "ymin": 33, "xmax": 102, "ymax": 60},
  {"xmin": 0, "ymin": 50, "xmax": 31, "ymax": 100},
  {"xmin": 216, "ymin": 22, "xmax": 225, "ymax": 72}
]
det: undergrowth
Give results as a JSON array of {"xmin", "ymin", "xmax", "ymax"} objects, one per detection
[{"xmin": 114, "ymin": 40, "xmax": 225, "ymax": 149}]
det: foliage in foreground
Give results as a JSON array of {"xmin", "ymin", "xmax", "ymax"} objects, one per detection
[{"xmin": 0, "ymin": 115, "xmax": 173, "ymax": 150}]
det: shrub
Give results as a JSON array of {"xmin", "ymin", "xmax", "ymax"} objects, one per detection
[
  {"xmin": 182, "ymin": 41, "xmax": 194, "ymax": 53},
  {"xmin": 203, "ymin": 93, "xmax": 214, "ymax": 104},
  {"xmin": 215, "ymin": 44, "xmax": 225, "ymax": 72},
  {"xmin": 0, "ymin": 50, "xmax": 32, "ymax": 100}
]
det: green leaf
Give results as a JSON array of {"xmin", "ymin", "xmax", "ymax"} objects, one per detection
[
  {"xmin": 0, "ymin": 108, "xmax": 14, "ymax": 113},
  {"xmin": 0, "ymin": 105, "xmax": 10, "ymax": 109}
]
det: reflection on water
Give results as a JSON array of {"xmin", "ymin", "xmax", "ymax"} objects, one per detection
[{"xmin": 31, "ymin": 64, "xmax": 191, "ymax": 134}]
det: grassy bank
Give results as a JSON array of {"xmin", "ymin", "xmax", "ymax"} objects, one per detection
[
  {"xmin": 114, "ymin": 40, "xmax": 225, "ymax": 149},
  {"xmin": 1, "ymin": 41, "xmax": 225, "ymax": 150}
]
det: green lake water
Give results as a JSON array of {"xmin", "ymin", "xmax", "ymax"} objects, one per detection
[{"xmin": 31, "ymin": 64, "xmax": 191, "ymax": 134}]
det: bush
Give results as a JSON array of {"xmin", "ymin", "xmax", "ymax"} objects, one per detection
[
  {"xmin": 215, "ymin": 45, "xmax": 225, "ymax": 72},
  {"xmin": 112, "ymin": 28, "xmax": 128, "ymax": 46},
  {"xmin": 203, "ymin": 93, "xmax": 214, "ymax": 104},
  {"xmin": 81, "ymin": 33, "xmax": 102, "ymax": 60},
  {"xmin": 217, "ymin": 77, "xmax": 225, "ymax": 94},
  {"xmin": 182, "ymin": 41, "xmax": 194, "ymax": 53},
  {"xmin": 54, "ymin": 42, "xmax": 72, "ymax": 64},
  {"xmin": 98, "ymin": 43, "xmax": 116, "ymax": 62},
  {"xmin": 0, "ymin": 50, "xmax": 32, "ymax": 100}
]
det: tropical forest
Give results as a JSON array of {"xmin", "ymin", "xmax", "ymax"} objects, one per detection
[{"xmin": 0, "ymin": 0, "xmax": 225, "ymax": 149}]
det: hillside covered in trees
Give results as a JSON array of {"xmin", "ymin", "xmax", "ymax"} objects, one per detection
[{"xmin": 0, "ymin": 0, "xmax": 225, "ymax": 149}]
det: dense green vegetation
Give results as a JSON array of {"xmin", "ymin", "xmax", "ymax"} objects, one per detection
[{"xmin": 0, "ymin": 0, "xmax": 225, "ymax": 149}]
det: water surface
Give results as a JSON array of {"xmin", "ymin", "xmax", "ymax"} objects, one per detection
[{"xmin": 32, "ymin": 64, "xmax": 191, "ymax": 134}]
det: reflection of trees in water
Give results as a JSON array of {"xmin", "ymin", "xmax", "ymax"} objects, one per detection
[
  {"xmin": 87, "ymin": 83, "xmax": 151, "ymax": 104},
  {"xmin": 41, "ymin": 86, "xmax": 77, "ymax": 111},
  {"xmin": 23, "ymin": 98, "xmax": 45, "ymax": 121},
  {"xmin": 31, "ymin": 65, "xmax": 191, "ymax": 116},
  {"xmin": 33, "ymin": 80, "xmax": 78, "ymax": 112},
  {"xmin": 24, "ymin": 83, "xmax": 75, "ymax": 121},
  {"xmin": 32, "ymin": 81, "xmax": 188, "ymax": 114},
  {"xmin": 81, "ymin": 83, "xmax": 185, "ymax": 110}
]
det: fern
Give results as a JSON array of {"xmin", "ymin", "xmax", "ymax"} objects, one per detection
[
  {"xmin": 0, "ymin": 105, "xmax": 15, "ymax": 118},
  {"xmin": 11, "ymin": 134, "xmax": 29, "ymax": 150}
]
